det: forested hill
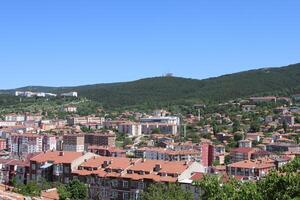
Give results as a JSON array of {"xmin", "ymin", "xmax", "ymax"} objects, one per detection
[{"xmin": 2, "ymin": 63, "xmax": 300, "ymax": 108}]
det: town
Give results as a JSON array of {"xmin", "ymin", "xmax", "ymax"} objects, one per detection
[{"xmin": 0, "ymin": 92, "xmax": 299, "ymax": 200}]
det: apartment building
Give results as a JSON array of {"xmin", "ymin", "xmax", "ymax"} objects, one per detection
[
  {"xmin": 238, "ymin": 139, "xmax": 252, "ymax": 148},
  {"xmin": 201, "ymin": 143, "xmax": 214, "ymax": 167},
  {"xmin": 134, "ymin": 147, "xmax": 201, "ymax": 162},
  {"xmin": 5, "ymin": 114, "xmax": 25, "ymax": 122},
  {"xmin": 72, "ymin": 156, "xmax": 205, "ymax": 200},
  {"xmin": 227, "ymin": 159, "xmax": 276, "ymax": 178},
  {"xmin": 10, "ymin": 134, "xmax": 57, "ymax": 158},
  {"xmin": 118, "ymin": 122, "xmax": 142, "ymax": 137},
  {"xmin": 29, "ymin": 151, "xmax": 95, "ymax": 183},
  {"xmin": 63, "ymin": 134, "xmax": 85, "ymax": 152},
  {"xmin": 0, "ymin": 138, "xmax": 7, "ymax": 150},
  {"xmin": 84, "ymin": 131, "xmax": 116, "ymax": 147},
  {"xmin": 140, "ymin": 116, "xmax": 180, "ymax": 125},
  {"xmin": 229, "ymin": 147, "xmax": 257, "ymax": 163},
  {"xmin": 67, "ymin": 116, "xmax": 105, "ymax": 126},
  {"xmin": 88, "ymin": 146, "xmax": 126, "ymax": 157},
  {"xmin": 61, "ymin": 91, "xmax": 78, "ymax": 97},
  {"xmin": 266, "ymin": 143, "xmax": 300, "ymax": 153},
  {"xmin": 63, "ymin": 106, "xmax": 77, "ymax": 113},
  {"xmin": 141, "ymin": 123, "xmax": 178, "ymax": 135},
  {"xmin": 42, "ymin": 135, "xmax": 57, "ymax": 152},
  {"xmin": 10, "ymin": 134, "xmax": 43, "ymax": 158},
  {"xmin": 249, "ymin": 96, "xmax": 277, "ymax": 103}
]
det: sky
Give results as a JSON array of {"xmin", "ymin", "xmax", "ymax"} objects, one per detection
[{"xmin": 0, "ymin": 0, "xmax": 300, "ymax": 89}]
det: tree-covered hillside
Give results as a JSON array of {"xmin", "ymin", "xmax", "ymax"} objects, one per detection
[{"xmin": 1, "ymin": 63, "xmax": 300, "ymax": 108}]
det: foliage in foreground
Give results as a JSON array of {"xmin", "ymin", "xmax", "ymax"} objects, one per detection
[
  {"xmin": 141, "ymin": 165, "xmax": 300, "ymax": 200},
  {"xmin": 140, "ymin": 183, "xmax": 193, "ymax": 200},
  {"xmin": 57, "ymin": 179, "xmax": 88, "ymax": 200}
]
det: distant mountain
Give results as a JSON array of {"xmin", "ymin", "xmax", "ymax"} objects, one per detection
[{"xmin": 1, "ymin": 63, "xmax": 300, "ymax": 108}]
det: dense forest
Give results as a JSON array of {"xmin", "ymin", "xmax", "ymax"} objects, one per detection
[{"xmin": 1, "ymin": 63, "xmax": 300, "ymax": 108}]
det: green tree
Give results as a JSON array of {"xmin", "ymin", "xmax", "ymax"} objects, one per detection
[
  {"xmin": 57, "ymin": 184, "xmax": 71, "ymax": 200},
  {"xmin": 232, "ymin": 120, "xmax": 241, "ymax": 132},
  {"xmin": 140, "ymin": 183, "xmax": 193, "ymax": 200},
  {"xmin": 250, "ymin": 120, "xmax": 260, "ymax": 132},
  {"xmin": 15, "ymin": 181, "xmax": 42, "ymax": 197},
  {"xmin": 66, "ymin": 179, "xmax": 88, "ymax": 200},
  {"xmin": 257, "ymin": 171, "xmax": 300, "ymax": 200}
]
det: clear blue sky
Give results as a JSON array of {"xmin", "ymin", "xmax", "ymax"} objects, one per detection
[{"xmin": 0, "ymin": 0, "xmax": 299, "ymax": 89}]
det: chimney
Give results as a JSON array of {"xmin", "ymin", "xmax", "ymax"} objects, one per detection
[
  {"xmin": 154, "ymin": 164, "xmax": 161, "ymax": 172},
  {"xmin": 59, "ymin": 151, "xmax": 64, "ymax": 156}
]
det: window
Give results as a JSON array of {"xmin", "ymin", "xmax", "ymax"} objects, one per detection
[
  {"xmin": 123, "ymin": 192, "xmax": 129, "ymax": 200},
  {"xmin": 123, "ymin": 181, "xmax": 129, "ymax": 188},
  {"xmin": 111, "ymin": 179, "xmax": 118, "ymax": 187},
  {"xmin": 138, "ymin": 182, "xmax": 144, "ymax": 189},
  {"xmin": 111, "ymin": 191, "xmax": 118, "ymax": 198},
  {"xmin": 131, "ymin": 192, "xmax": 138, "ymax": 200},
  {"xmin": 31, "ymin": 164, "xmax": 36, "ymax": 170},
  {"xmin": 64, "ymin": 166, "xmax": 70, "ymax": 173}
]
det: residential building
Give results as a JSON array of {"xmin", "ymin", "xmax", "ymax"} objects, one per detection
[
  {"xmin": 63, "ymin": 106, "xmax": 77, "ymax": 113},
  {"xmin": 63, "ymin": 134, "xmax": 85, "ymax": 152},
  {"xmin": 72, "ymin": 156, "xmax": 205, "ymax": 200},
  {"xmin": 279, "ymin": 115, "xmax": 295, "ymax": 126},
  {"xmin": 201, "ymin": 143, "xmax": 214, "ymax": 167},
  {"xmin": 29, "ymin": 151, "xmax": 95, "ymax": 183},
  {"xmin": 61, "ymin": 91, "xmax": 78, "ymax": 97},
  {"xmin": 238, "ymin": 140, "xmax": 252, "ymax": 148},
  {"xmin": 229, "ymin": 148, "xmax": 257, "ymax": 163},
  {"xmin": 140, "ymin": 116, "xmax": 180, "ymax": 125},
  {"xmin": 141, "ymin": 123, "xmax": 178, "ymax": 135},
  {"xmin": 227, "ymin": 159, "xmax": 276, "ymax": 178},
  {"xmin": 84, "ymin": 131, "xmax": 116, "ymax": 147},
  {"xmin": 10, "ymin": 134, "xmax": 43, "ymax": 158},
  {"xmin": 88, "ymin": 146, "xmax": 126, "ymax": 157},
  {"xmin": 0, "ymin": 138, "xmax": 7, "ymax": 150},
  {"xmin": 266, "ymin": 143, "xmax": 300, "ymax": 153},
  {"xmin": 5, "ymin": 114, "xmax": 25, "ymax": 122},
  {"xmin": 118, "ymin": 122, "xmax": 142, "ymax": 137},
  {"xmin": 249, "ymin": 96, "xmax": 277, "ymax": 103}
]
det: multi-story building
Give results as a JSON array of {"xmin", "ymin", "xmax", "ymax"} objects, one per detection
[
  {"xmin": 67, "ymin": 116, "xmax": 105, "ymax": 126},
  {"xmin": 10, "ymin": 134, "xmax": 43, "ymax": 158},
  {"xmin": 63, "ymin": 106, "xmax": 77, "ymax": 113},
  {"xmin": 15, "ymin": 91, "xmax": 57, "ymax": 97},
  {"xmin": 141, "ymin": 123, "xmax": 178, "ymax": 135},
  {"xmin": 88, "ymin": 146, "xmax": 126, "ymax": 157},
  {"xmin": 266, "ymin": 143, "xmax": 300, "ymax": 153},
  {"xmin": 140, "ymin": 116, "xmax": 180, "ymax": 125},
  {"xmin": 134, "ymin": 147, "xmax": 201, "ymax": 162},
  {"xmin": 238, "ymin": 139, "xmax": 252, "ymax": 148},
  {"xmin": 118, "ymin": 122, "xmax": 142, "ymax": 137},
  {"xmin": 10, "ymin": 134, "xmax": 57, "ymax": 158},
  {"xmin": 63, "ymin": 134, "xmax": 85, "ymax": 152},
  {"xmin": 201, "ymin": 143, "xmax": 214, "ymax": 167},
  {"xmin": 72, "ymin": 156, "xmax": 205, "ymax": 200},
  {"xmin": 25, "ymin": 114, "xmax": 43, "ymax": 122},
  {"xmin": 249, "ymin": 96, "xmax": 277, "ymax": 103},
  {"xmin": 5, "ymin": 114, "xmax": 25, "ymax": 122},
  {"xmin": 61, "ymin": 91, "xmax": 78, "ymax": 97},
  {"xmin": 0, "ymin": 121, "xmax": 17, "ymax": 127},
  {"xmin": 0, "ymin": 138, "xmax": 7, "ymax": 150},
  {"xmin": 227, "ymin": 159, "xmax": 276, "ymax": 178},
  {"xmin": 29, "ymin": 151, "xmax": 95, "ymax": 183},
  {"xmin": 279, "ymin": 115, "xmax": 295, "ymax": 126},
  {"xmin": 84, "ymin": 131, "xmax": 116, "ymax": 147},
  {"xmin": 42, "ymin": 135, "xmax": 57, "ymax": 152},
  {"xmin": 229, "ymin": 147, "xmax": 257, "ymax": 163}
]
